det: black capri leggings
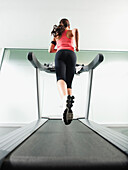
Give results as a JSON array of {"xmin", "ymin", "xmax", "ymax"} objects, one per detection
[{"xmin": 55, "ymin": 49, "xmax": 77, "ymax": 88}]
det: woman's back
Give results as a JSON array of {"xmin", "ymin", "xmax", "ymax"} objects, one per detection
[{"xmin": 56, "ymin": 30, "xmax": 74, "ymax": 52}]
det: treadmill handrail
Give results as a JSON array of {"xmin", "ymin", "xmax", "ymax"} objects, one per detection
[
  {"xmin": 28, "ymin": 52, "xmax": 48, "ymax": 71},
  {"xmin": 82, "ymin": 53, "xmax": 104, "ymax": 72},
  {"xmin": 27, "ymin": 52, "xmax": 104, "ymax": 73}
]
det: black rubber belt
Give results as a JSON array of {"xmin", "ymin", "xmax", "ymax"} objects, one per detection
[{"xmin": 2, "ymin": 120, "xmax": 128, "ymax": 170}]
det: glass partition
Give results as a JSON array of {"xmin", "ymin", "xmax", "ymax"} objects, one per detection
[
  {"xmin": 0, "ymin": 49, "xmax": 38, "ymax": 124},
  {"xmin": 0, "ymin": 48, "xmax": 128, "ymax": 137},
  {"xmin": 0, "ymin": 48, "xmax": 3, "ymax": 67}
]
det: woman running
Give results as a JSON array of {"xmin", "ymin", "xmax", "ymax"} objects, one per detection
[{"xmin": 49, "ymin": 18, "xmax": 79, "ymax": 125}]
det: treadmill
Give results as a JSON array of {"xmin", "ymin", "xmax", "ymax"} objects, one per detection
[{"xmin": 0, "ymin": 52, "xmax": 128, "ymax": 170}]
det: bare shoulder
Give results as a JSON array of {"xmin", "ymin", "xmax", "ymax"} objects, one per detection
[
  {"xmin": 66, "ymin": 30, "xmax": 73, "ymax": 38},
  {"xmin": 67, "ymin": 29, "xmax": 78, "ymax": 38},
  {"xmin": 72, "ymin": 28, "xmax": 78, "ymax": 34}
]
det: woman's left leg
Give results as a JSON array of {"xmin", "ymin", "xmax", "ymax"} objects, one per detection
[
  {"xmin": 67, "ymin": 88, "xmax": 72, "ymax": 96},
  {"xmin": 57, "ymin": 79, "xmax": 67, "ymax": 98}
]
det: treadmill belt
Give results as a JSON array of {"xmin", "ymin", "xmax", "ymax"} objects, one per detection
[{"xmin": 2, "ymin": 119, "xmax": 128, "ymax": 169}]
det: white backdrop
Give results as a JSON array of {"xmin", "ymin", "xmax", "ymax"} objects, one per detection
[
  {"xmin": 0, "ymin": 0, "xmax": 128, "ymax": 125},
  {"xmin": 0, "ymin": 0, "xmax": 128, "ymax": 51}
]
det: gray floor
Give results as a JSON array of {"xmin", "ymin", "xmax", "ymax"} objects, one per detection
[{"xmin": 0, "ymin": 127, "xmax": 20, "ymax": 138}]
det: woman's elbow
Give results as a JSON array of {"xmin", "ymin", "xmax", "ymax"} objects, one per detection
[
  {"xmin": 75, "ymin": 28, "xmax": 78, "ymax": 32},
  {"xmin": 48, "ymin": 49, "xmax": 51, "ymax": 53},
  {"xmin": 73, "ymin": 28, "xmax": 78, "ymax": 33},
  {"xmin": 48, "ymin": 48, "xmax": 53, "ymax": 53}
]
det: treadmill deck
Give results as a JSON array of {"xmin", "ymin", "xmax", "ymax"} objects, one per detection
[{"xmin": 2, "ymin": 119, "xmax": 128, "ymax": 169}]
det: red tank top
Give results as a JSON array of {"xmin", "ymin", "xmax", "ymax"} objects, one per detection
[{"xmin": 57, "ymin": 30, "xmax": 74, "ymax": 52}]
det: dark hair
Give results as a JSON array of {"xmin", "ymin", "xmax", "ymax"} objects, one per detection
[{"xmin": 51, "ymin": 18, "xmax": 70, "ymax": 37}]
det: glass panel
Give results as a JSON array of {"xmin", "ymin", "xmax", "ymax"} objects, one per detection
[
  {"xmin": 89, "ymin": 51, "xmax": 128, "ymax": 137},
  {"xmin": 0, "ymin": 48, "xmax": 3, "ymax": 67},
  {"xmin": 0, "ymin": 48, "xmax": 128, "ymax": 137},
  {"xmin": 0, "ymin": 49, "xmax": 38, "ymax": 124},
  {"xmin": 0, "ymin": 49, "xmax": 89, "ymax": 121},
  {"xmin": 90, "ymin": 51, "xmax": 128, "ymax": 125}
]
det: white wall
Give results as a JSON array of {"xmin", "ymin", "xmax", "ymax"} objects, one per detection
[
  {"xmin": 0, "ymin": 0, "xmax": 128, "ymax": 125},
  {"xmin": 0, "ymin": 0, "xmax": 128, "ymax": 51}
]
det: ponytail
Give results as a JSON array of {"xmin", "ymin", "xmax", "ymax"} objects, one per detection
[
  {"xmin": 51, "ymin": 24, "xmax": 65, "ymax": 37},
  {"xmin": 51, "ymin": 19, "xmax": 70, "ymax": 37}
]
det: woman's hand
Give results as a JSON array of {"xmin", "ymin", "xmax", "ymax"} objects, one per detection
[{"xmin": 75, "ymin": 46, "xmax": 79, "ymax": 52}]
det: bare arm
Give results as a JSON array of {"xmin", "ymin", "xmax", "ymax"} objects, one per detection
[
  {"xmin": 48, "ymin": 37, "xmax": 57, "ymax": 53},
  {"xmin": 72, "ymin": 28, "xmax": 79, "ymax": 52}
]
